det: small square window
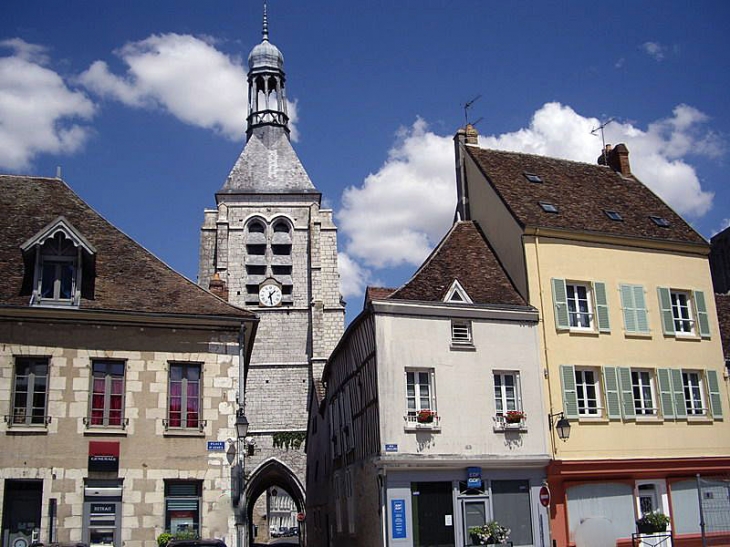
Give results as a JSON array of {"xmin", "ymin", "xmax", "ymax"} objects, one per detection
[
  {"xmin": 451, "ymin": 321, "xmax": 472, "ymax": 345},
  {"xmin": 539, "ymin": 201, "xmax": 559, "ymax": 213},
  {"xmin": 523, "ymin": 172, "xmax": 543, "ymax": 183},
  {"xmin": 605, "ymin": 210, "xmax": 623, "ymax": 221},
  {"xmin": 650, "ymin": 216, "xmax": 670, "ymax": 227}
]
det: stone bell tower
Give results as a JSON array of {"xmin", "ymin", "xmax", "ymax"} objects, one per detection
[{"xmin": 198, "ymin": 3, "xmax": 345, "ymax": 535}]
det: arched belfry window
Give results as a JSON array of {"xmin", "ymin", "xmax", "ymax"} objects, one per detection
[
  {"xmin": 270, "ymin": 218, "xmax": 293, "ymax": 300},
  {"xmin": 20, "ymin": 216, "xmax": 96, "ymax": 307},
  {"xmin": 242, "ymin": 217, "xmax": 294, "ymax": 305}
]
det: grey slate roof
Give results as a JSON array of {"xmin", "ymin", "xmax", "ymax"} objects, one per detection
[
  {"xmin": 384, "ymin": 221, "xmax": 527, "ymax": 307},
  {"xmin": 219, "ymin": 125, "xmax": 318, "ymax": 195},
  {"xmin": 0, "ymin": 174, "xmax": 255, "ymax": 319},
  {"xmin": 466, "ymin": 146, "xmax": 707, "ymax": 246}
]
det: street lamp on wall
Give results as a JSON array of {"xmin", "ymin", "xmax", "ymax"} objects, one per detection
[
  {"xmin": 235, "ymin": 409, "xmax": 250, "ymax": 440},
  {"xmin": 548, "ymin": 412, "xmax": 571, "ymax": 441}
]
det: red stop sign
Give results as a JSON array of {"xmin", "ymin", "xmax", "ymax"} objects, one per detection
[
  {"xmin": 539, "ymin": 485, "xmax": 550, "ymax": 507},
  {"xmin": 296, "ymin": 512, "xmax": 305, "ymax": 522}
]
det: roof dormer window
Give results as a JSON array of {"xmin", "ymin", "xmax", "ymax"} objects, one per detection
[{"xmin": 21, "ymin": 217, "xmax": 96, "ymax": 308}]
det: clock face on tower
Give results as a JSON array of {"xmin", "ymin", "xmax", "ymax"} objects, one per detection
[{"xmin": 259, "ymin": 282, "xmax": 283, "ymax": 307}]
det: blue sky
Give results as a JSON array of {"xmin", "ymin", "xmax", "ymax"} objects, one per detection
[{"xmin": 2, "ymin": 1, "xmax": 729, "ymax": 322}]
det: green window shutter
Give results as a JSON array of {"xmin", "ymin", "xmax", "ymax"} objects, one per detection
[
  {"xmin": 633, "ymin": 285, "xmax": 650, "ymax": 333},
  {"xmin": 657, "ymin": 287, "xmax": 675, "ymax": 335},
  {"xmin": 707, "ymin": 370, "xmax": 723, "ymax": 419},
  {"xmin": 560, "ymin": 365, "xmax": 579, "ymax": 419},
  {"xmin": 620, "ymin": 284, "xmax": 637, "ymax": 333},
  {"xmin": 656, "ymin": 368, "xmax": 675, "ymax": 419},
  {"xmin": 593, "ymin": 282, "xmax": 611, "ymax": 333},
  {"xmin": 552, "ymin": 278, "xmax": 570, "ymax": 330},
  {"xmin": 694, "ymin": 290, "xmax": 711, "ymax": 338},
  {"xmin": 618, "ymin": 367, "xmax": 636, "ymax": 419},
  {"xmin": 602, "ymin": 367, "xmax": 621, "ymax": 419},
  {"xmin": 670, "ymin": 369, "xmax": 687, "ymax": 419}
]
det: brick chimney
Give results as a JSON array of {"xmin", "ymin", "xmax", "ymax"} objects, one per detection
[
  {"xmin": 605, "ymin": 143, "xmax": 631, "ymax": 177},
  {"xmin": 465, "ymin": 123, "xmax": 479, "ymax": 145},
  {"xmin": 208, "ymin": 272, "xmax": 229, "ymax": 300}
]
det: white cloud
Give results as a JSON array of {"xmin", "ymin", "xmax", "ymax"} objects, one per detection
[
  {"xmin": 338, "ymin": 102, "xmax": 721, "ymax": 301},
  {"xmin": 78, "ymin": 33, "xmax": 299, "ymax": 141},
  {"xmin": 642, "ymin": 41, "xmax": 666, "ymax": 61},
  {"xmin": 0, "ymin": 39, "xmax": 96, "ymax": 171},
  {"xmin": 337, "ymin": 252, "xmax": 370, "ymax": 300},
  {"xmin": 338, "ymin": 118, "xmax": 455, "ymax": 269}
]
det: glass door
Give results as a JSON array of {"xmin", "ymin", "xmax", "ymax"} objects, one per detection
[{"xmin": 461, "ymin": 497, "xmax": 490, "ymax": 546}]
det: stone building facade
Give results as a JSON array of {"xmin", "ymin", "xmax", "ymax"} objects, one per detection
[
  {"xmin": 0, "ymin": 175, "xmax": 257, "ymax": 547},
  {"xmin": 197, "ymin": 8, "xmax": 344, "ymax": 542}
]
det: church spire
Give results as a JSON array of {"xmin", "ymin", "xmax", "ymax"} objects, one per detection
[
  {"xmin": 246, "ymin": 2, "xmax": 288, "ymax": 138},
  {"xmin": 262, "ymin": 2, "xmax": 269, "ymax": 42}
]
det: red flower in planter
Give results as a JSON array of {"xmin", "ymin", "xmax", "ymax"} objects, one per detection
[
  {"xmin": 417, "ymin": 410, "xmax": 436, "ymax": 423},
  {"xmin": 504, "ymin": 410, "xmax": 525, "ymax": 424}
]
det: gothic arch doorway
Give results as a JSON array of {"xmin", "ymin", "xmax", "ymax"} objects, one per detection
[{"xmin": 242, "ymin": 458, "xmax": 305, "ymax": 546}]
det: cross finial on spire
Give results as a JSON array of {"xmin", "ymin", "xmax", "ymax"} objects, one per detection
[{"xmin": 262, "ymin": 2, "xmax": 269, "ymax": 42}]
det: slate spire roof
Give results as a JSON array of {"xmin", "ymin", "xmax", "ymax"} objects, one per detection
[
  {"xmin": 0, "ymin": 175, "xmax": 254, "ymax": 319},
  {"xmin": 380, "ymin": 221, "xmax": 526, "ymax": 307},
  {"xmin": 465, "ymin": 146, "xmax": 707, "ymax": 247},
  {"xmin": 219, "ymin": 127, "xmax": 318, "ymax": 195}
]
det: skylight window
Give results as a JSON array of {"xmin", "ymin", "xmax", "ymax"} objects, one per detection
[
  {"xmin": 523, "ymin": 172, "xmax": 543, "ymax": 183},
  {"xmin": 604, "ymin": 210, "xmax": 623, "ymax": 221},
  {"xmin": 650, "ymin": 215, "xmax": 670, "ymax": 227},
  {"xmin": 539, "ymin": 201, "xmax": 559, "ymax": 213}
]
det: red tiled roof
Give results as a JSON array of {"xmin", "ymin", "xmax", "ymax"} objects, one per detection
[
  {"xmin": 388, "ymin": 221, "xmax": 526, "ymax": 306},
  {"xmin": 466, "ymin": 147, "xmax": 707, "ymax": 246},
  {"xmin": 364, "ymin": 287, "xmax": 397, "ymax": 304},
  {"xmin": 0, "ymin": 175, "xmax": 254, "ymax": 319}
]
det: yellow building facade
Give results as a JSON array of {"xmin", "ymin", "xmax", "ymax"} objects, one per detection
[{"xmin": 455, "ymin": 127, "xmax": 730, "ymax": 547}]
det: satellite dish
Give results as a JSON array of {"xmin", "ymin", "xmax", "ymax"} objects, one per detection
[{"xmin": 574, "ymin": 517, "xmax": 617, "ymax": 547}]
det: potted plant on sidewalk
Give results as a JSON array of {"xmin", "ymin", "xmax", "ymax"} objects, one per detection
[
  {"xmin": 636, "ymin": 511, "xmax": 670, "ymax": 534},
  {"xmin": 468, "ymin": 520, "xmax": 510, "ymax": 544}
]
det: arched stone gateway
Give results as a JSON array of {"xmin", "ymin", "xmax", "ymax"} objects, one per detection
[{"xmin": 242, "ymin": 458, "xmax": 305, "ymax": 546}]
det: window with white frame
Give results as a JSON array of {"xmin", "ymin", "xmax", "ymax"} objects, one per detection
[
  {"xmin": 657, "ymin": 287, "xmax": 710, "ymax": 338},
  {"xmin": 406, "ymin": 369, "xmax": 435, "ymax": 417},
  {"xmin": 90, "ymin": 360, "xmax": 125, "ymax": 427},
  {"xmin": 631, "ymin": 370, "xmax": 656, "ymax": 416},
  {"xmin": 168, "ymin": 363, "xmax": 202, "ymax": 429},
  {"xmin": 575, "ymin": 368, "xmax": 601, "ymax": 416},
  {"xmin": 552, "ymin": 278, "xmax": 610, "ymax": 333},
  {"xmin": 11, "ymin": 357, "xmax": 49, "ymax": 426},
  {"xmin": 451, "ymin": 320, "xmax": 472, "ymax": 345},
  {"xmin": 566, "ymin": 283, "xmax": 593, "ymax": 329},
  {"xmin": 493, "ymin": 372, "xmax": 520, "ymax": 415},
  {"xmin": 671, "ymin": 291, "xmax": 694, "ymax": 334},
  {"xmin": 682, "ymin": 371, "xmax": 706, "ymax": 416}
]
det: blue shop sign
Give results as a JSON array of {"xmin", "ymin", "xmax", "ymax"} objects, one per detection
[
  {"xmin": 391, "ymin": 499, "xmax": 407, "ymax": 539},
  {"xmin": 467, "ymin": 466, "xmax": 482, "ymax": 488}
]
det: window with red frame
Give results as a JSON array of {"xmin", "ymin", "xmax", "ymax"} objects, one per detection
[{"xmin": 168, "ymin": 363, "xmax": 201, "ymax": 429}]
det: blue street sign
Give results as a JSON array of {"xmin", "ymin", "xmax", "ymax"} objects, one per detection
[{"xmin": 207, "ymin": 441, "xmax": 226, "ymax": 451}]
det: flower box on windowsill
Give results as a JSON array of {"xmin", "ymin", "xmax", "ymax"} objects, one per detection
[
  {"xmin": 404, "ymin": 413, "xmax": 441, "ymax": 432},
  {"xmin": 493, "ymin": 414, "xmax": 527, "ymax": 432}
]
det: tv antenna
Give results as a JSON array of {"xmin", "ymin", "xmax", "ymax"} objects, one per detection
[
  {"xmin": 591, "ymin": 118, "xmax": 614, "ymax": 163},
  {"xmin": 463, "ymin": 95, "xmax": 483, "ymax": 126}
]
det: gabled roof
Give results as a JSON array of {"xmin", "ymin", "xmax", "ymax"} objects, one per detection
[
  {"xmin": 716, "ymin": 293, "xmax": 730, "ymax": 359},
  {"xmin": 218, "ymin": 126, "xmax": 318, "ymax": 196},
  {"xmin": 387, "ymin": 221, "xmax": 526, "ymax": 306},
  {"xmin": 466, "ymin": 147, "xmax": 707, "ymax": 246},
  {"xmin": 0, "ymin": 175, "xmax": 255, "ymax": 320}
]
